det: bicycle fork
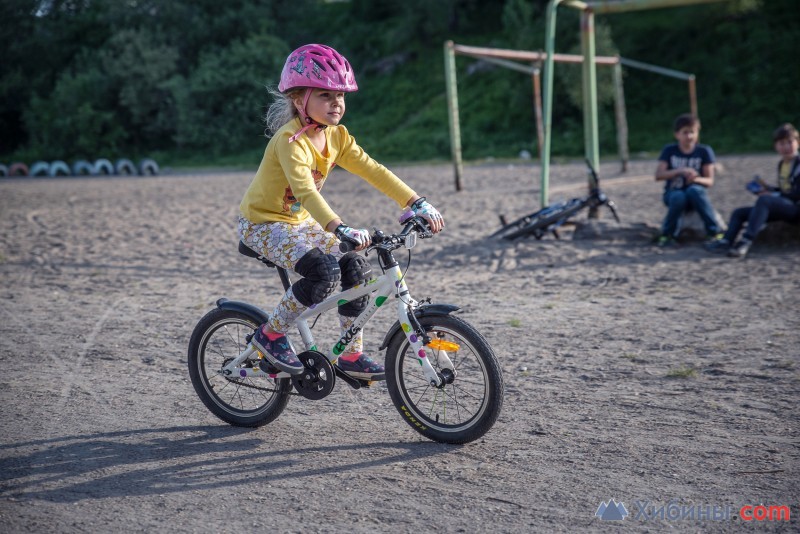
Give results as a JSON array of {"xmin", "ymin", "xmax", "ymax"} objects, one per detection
[{"xmin": 396, "ymin": 283, "xmax": 453, "ymax": 388}]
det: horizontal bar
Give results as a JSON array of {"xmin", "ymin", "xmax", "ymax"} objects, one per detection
[
  {"xmin": 452, "ymin": 43, "xmax": 619, "ymax": 65},
  {"xmin": 587, "ymin": 0, "xmax": 728, "ymax": 15},
  {"xmin": 474, "ymin": 56, "xmax": 540, "ymax": 76},
  {"xmin": 619, "ymin": 56, "xmax": 694, "ymax": 80}
]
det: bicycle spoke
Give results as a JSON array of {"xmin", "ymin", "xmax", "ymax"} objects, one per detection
[
  {"xmin": 442, "ymin": 387, "xmax": 478, "ymax": 416},
  {"xmin": 427, "ymin": 389, "xmax": 444, "ymax": 422}
]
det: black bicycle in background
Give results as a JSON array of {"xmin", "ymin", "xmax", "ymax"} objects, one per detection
[{"xmin": 491, "ymin": 160, "xmax": 620, "ymax": 241}]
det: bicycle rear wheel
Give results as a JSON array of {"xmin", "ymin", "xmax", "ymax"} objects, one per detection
[
  {"xmin": 385, "ymin": 315, "xmax": 504, "ymax": 444},
  {"xmin": 188, "ymin": 308, "xmax": 291, "ymax": 427}
]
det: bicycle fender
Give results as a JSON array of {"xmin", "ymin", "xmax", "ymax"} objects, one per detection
[
  {"xmin": 216, "ymin": 298, "xmax": 270, "ymax": 325},
  {"xmin": 379, "ymin": 304, "xmax": 461, "ymax": 350}
]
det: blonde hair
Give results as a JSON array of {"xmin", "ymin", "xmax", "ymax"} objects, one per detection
[{"xmin": 264, "ymin": 87, "xmax": 303, "ymax": 137}]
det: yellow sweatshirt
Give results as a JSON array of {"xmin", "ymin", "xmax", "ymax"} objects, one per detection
[{"xmin": 240, "ymin": 117, "xmax": 416, "ymax": 228}]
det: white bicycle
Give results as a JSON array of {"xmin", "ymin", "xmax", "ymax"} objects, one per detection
[{"xmin": 188, "ymin": 214, "xmax": 504, "ymax": 444}]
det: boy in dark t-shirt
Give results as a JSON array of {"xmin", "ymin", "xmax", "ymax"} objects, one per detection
[{"xmin": 654, "ymin": 114, "xmax": 723, "ymax": 246}]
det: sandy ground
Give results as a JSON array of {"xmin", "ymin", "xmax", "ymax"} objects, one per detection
[{"xmin": 0, "ymin": 155, "xmax": 797, "ymax": 532}]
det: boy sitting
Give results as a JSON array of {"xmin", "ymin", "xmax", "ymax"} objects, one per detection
[
  {"xmin": 654, "ymin": 113, "xmax": 723, "ymax": 246},
  {"xmin": 705, "ymin": 123, "xmax": 800, "ymax": 258}
]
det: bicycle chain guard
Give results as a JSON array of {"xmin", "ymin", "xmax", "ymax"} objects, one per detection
[{"xmin": 291, "ymin": 350, "xmax": 336, "ymax": 400}]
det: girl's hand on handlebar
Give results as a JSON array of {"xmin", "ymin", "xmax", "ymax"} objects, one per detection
[
  {"xmin": 409, "ymin": 197, "xmax": 445, "ymax": 233},
  {"xmin": 335, "ymin": 223, "xmax": 371, "ymax": 251}
]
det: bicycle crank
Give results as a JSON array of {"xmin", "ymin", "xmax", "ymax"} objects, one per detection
[{"xmin": 291, "ymin": 350, "xmax": 336, "ymax": 400}]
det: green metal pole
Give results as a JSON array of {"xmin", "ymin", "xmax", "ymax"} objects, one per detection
[
  {"xmin": 581, "ymin": 9, "xmax": 599, "ymax": 170},
  {"xmin": 444, "ymin": 40, "xmax": 464, "ymax": 192},
  {"xmin": 581, "ymin": 9, "xmax": 600, "ymax": 217},
  {"xmin": 541, "ymin": 0, "xmax": 562, "ymax": 208}
]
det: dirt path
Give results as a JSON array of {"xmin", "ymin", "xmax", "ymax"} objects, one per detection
[{"xmin": 0, "ymin": 156, "xmax": 797, "ymax": 532}]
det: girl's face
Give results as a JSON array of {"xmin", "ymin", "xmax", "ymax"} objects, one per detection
[
  {"xmin": 298, "ymin": 89, "xmax": 346, "ymax": 126},
  {"xmin": 775, "ymin": 137, "xmax": 799, "ymax": 161}
]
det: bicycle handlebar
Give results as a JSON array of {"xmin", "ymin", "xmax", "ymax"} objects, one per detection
[{"xmin": 338, "ymin": 215, "xmax": 433, "ymax": 253}]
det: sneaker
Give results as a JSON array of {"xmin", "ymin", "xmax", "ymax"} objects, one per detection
[
  {"xmin": 335, "ymin": 353, "xmax": 386, "ymax": 381},
  {"xmin": 251, "ymin": 326, "xmax": 304, "ymax": 375},
  {"xmin": 728, "ymin": 238, "xmax": 752, "ymax": 259},
  {"xmin": 703, "ymin": 237, "xmax": 730, "ymax": 253},
  {"xmin": 655, "ymin": 235, "xmax": 675, "ymax": 248},
  {"xmin": 705, "ymin": 232, "xmax": 725, "ymax": 243}
]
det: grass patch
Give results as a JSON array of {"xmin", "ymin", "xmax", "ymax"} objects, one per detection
[
  {"xmin": 666, "ymin": 366, "xmax": 697, "ymax": 379},
  {"xmin": 622, "ymin": 352, "xmax": 646, "ymax": 363},
  {"xmin": 507, "ymin": 318, "xmax": 522, "ymax": 328}
]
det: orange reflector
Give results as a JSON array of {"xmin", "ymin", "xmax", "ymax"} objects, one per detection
[{"xmin": 426, "ymin": 339, "xmax": 460, "ymax": 351}]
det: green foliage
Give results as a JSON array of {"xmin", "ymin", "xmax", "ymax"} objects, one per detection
[
  {"xmin": 1, "ymin": 0, "xmax": 798, "ymax": 164},
  {"xmin": 561, "ymin": 23, "xmax": 619, "ymax": 109},
  {"xmin": 24, "ymin": 61, "xmax": 126, "ymax": 157},
  {"xmin": 173, "ymin": 34, "xmax": 288, "ymax": 153}
]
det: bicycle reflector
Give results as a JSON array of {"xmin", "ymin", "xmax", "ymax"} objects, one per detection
[{"xmin": 426, "ymin": 339, "xmax": 460, "ymax": 352}]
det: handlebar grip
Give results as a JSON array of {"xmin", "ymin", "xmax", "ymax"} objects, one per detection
[{"xmin": 339, "ymin": 240, "xmax": 356, "ymax": 253}]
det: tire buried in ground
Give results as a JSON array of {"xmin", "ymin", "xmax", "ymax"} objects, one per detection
[
  {"xmin": 138, "ymin": 158, "xmax": 159, "ymax": 176},
  {"xmin": 71, "ymin": 160, "xmax": 95, "ymax": 176},
  {"xmin": 49, "ymin": 160, "xmax": 71, "ymax": 177},
  {"xmin": 8, "ymin": 163, "xmax": 29, "ymax": 176},
  {"xmin": 115, "ymin": 158, "xmax": 137, "ymax": 175},
  {"xmin": 30, "ymin": 161, "xmax": 50, "ymax": 177},
  {"xmin": 93, "ymin": 158, "xmax": 114, "ymax": 176}
]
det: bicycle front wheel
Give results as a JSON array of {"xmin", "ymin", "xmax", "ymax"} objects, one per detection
[
  {"xmin": 385, "ymin": 315, "xmax": 504, "ymax": 444},
  {"xmin": 188, "ymin": 308, "xmax": 291, "ymax": 427},
  {"xmin": 490, "ymin": 211, "xmax": 547, "ymax": 240}
]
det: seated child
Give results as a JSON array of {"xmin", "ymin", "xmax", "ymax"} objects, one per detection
[
  {"xmin": 654, "ymin": 113, "xmax": 723, "ymax": 246},
  {"xmin": 705, "ymin": 123, "xmax": 800, "ymax": 258}
]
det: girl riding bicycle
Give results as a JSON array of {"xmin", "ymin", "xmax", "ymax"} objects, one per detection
[{"xmin": 238, "ymin": 44, "xmax": 444, "ymax": 381}]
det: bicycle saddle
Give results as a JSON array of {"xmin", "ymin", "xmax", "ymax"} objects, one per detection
[{"xmin": 238, "ymin": 241, "xmax": 277, "ymax": 268}]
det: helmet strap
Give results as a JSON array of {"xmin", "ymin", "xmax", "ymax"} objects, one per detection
[{"xmin": 289, "ymin": 88, "xmax": 327, "ymax": 143}]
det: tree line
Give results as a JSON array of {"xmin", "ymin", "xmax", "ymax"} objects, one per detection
[{"xmin": 1, "ymin": 0, "xmax": 796, "ymax": 165}]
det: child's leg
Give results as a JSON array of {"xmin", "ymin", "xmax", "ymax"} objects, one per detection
[
  {"xmin": 238, "ymin": 217, "xmax": 343, "ymax": 373},
  {"xmin": 238, "ymin": 217, "xmax": 339, "ymax": 331},
  {"xmin": 335, "ymin": 251, "xmax": 373, "ymax": 355},
  {"xmin": 723, "ymin": 207, "xmax": 751, "ymax": 242},
  {"xmin": 661, "ymin": 190, "xmax": 687, "ymax": 237},
  {"xmin": 268, "ymin": 288, "xmax": 306, "ymax": 332},
  {"xmin": 338, "ymin": 315, "xmax": 364, "ymax": 354},
  {"xmin": 742, "ymin": 195, "xmax": 799, "ymax": 241},
  {"xmin": 328, "ymin": 240, "xmax": 384, "ymax": 379},
  {"xmin": 336, "ymin": 314, "xmax": 384, "ymax": 380},
  {"xmin": 685, "ymin": 185, "xmax": 721, "ymax": 235}
]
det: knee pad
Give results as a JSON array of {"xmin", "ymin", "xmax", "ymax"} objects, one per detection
[
  {"xmin": 338, "ymin": 252, "xmax": 374, "ymax": 317},
  {"xmin": 292, "ymin": 249, "xmax": 341, "ymax": 307}
]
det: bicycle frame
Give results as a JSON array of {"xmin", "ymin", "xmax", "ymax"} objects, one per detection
[{"xmin": 220, "ymin": 251, "xmax": 450, "ymax": 388}]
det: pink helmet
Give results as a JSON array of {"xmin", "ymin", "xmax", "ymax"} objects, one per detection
[{"xmin": 278, "ymin": 44, "xmax": 358, "ymax": 93}]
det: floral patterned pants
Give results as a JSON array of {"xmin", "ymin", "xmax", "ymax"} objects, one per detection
[{"xmin": 238, "ymin": 216, "xmax": 363, "ymax": 353}]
